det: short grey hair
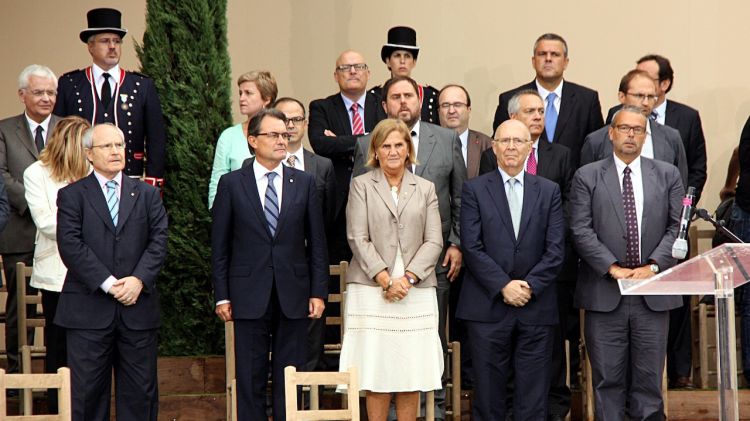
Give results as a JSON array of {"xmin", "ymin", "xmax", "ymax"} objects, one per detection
[
  {"xmin": 18, "ymin": 64, "xmax": 57, "ymax": 90},
  {"xmin": 507, "ymin": 89, "xmax": 543, "ymax": 115},
  {"xmin": 83, "ymin": 123, "xmax": 125, "ymax": 149},
  {"xmin": 610, "ymin": 105, "xmax": 647, "ymax": 127}
]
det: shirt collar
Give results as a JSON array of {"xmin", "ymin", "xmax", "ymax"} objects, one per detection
[
  {"xmin": 535, "ymin": 79, "xmax": 564, "ymax": 100},
  {"xmin": 646, "ymin": 119, "xmax": 652, "ymax": 135},
  {"xmin": 654, "ymin": 100, "xmax": 667, "ymax": 120},
  {"xmin": 613, "ymin": 154, "xmax": 642, "ymax": 175},
  {"xmin": 458, "ymin": 129, "xmax": 469, "ymax": 147},
  {"xmin": 253, "ymin": 159, "xmax": 284, "ymax": 182},
  {"xmin": 93, "ymin": 170, "xmax": 123, "ymax": 188},
  {"xmin": 92, "ymin": 63, "xmax": 121, "ymax": 84},
  {"xmin": 25, "ymin": 113, "xmax": 52, "ymax": 134},
  {"xmin": 411, "ymin": 120, "xmax": 421, "ymax": 138},
  {"xmin": 340, "ymin": 92, "xmax": 366, "ymax": 111},
  {"xmin": 498, "ymin": 166, "xmax": 525, "ymax": 186}
]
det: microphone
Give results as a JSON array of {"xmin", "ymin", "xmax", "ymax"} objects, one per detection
[{"xmin": 672, "ymin": 186, "xmax": 696, "ymax": 259}]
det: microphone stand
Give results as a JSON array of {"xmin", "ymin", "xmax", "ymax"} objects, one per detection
[{"xmin": 693, "ymin": 208, "xmax": 743, "ymax": 244}]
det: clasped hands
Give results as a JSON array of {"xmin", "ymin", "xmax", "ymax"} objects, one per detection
[
  {"xmin": 608, "ymin": 264, "xmax": 654, "ymax": 280},
  {"xmin": 502, "ymin": 280, "xmax": 532, "ymax": 307},
  {"xmin": 377, "ymin": 270, "xmax": 412, "ymax": 303},
  {"xmin": 109, "ymin": 276, "xmax": 143, "ymax": 306}
]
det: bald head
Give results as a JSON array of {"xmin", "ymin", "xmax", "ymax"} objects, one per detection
[
  {"xmin": 334, "ymin": 50, "xmax": 370, "ymax": 100},
  {"xmin": 493, "ymin": 120, "xmax": 532, "ymax": 176}
]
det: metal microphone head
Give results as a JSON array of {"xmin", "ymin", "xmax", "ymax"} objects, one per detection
[{"xmin": 672, "ymin": 238, "xmax": 688, "ymax": 259}]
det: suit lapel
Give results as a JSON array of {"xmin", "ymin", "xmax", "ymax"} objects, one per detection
[
  {"xmin": 553, "ymin": 83, "xmax": 575, "ymax": 141},
  {"xmin": 364, "ymin": 92, "xmax": 381, "ymax": 132},
  {"xmin": 116, "ymin": 176, "xmax": 139, "ymax": 233},
  {"xmin": 371, "ymin": 169, "xmax": 398, "ymax": 218},
  {"xmin": 397, "ymin": 171, "xmax": 418, "ymax": 217},
  {"xmin": 601, "ymin": 159, "xmax": 627, "ymax": 237},
  {"xmin": 650, "ymin": 123, "xmax": 668, "ymax": 162},
  {"xmin": 415, "ymin": 123, "xmax": 437, "ymax": 176},
  {"xmin": 536, "ymin": 141, "xmax": 551, "ymax": 177},
  {"xmin": 303, "ymin": 149, "xmax": 318, "ymax": 176},
  {"xmin": 486, "ymin": 171, "xmax": 516, "ymax": 243},
  {"xmin": 83, "ymin": 173, "xmax": 117, "ymax": 233},
  {"xmin": 467, "ymin": 131, "xmax": 481, "ymax": 178},
  {"xmin": 15, "ymin": 115, "xmax": 39, "ymax": 158},
  {"xmin": 664, "ymin": 100, "xmax": 679, "ymax": 128},
  {"xmin": 640, "ymin": 159, "xmax": 658, "ymax": 244},
  {"xmin": 332, "ymin": 95, "xmax": 353, "ymax": 136},
  {"xmin": 240, "ymin": 166, "xmax": 272, "ymax": 238},
  {"xmin": 517, "ymin": 174, "xmax": 540, "ymax": 241}
]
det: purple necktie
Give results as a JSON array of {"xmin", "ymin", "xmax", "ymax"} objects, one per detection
[{"xmin": 622, "ymin": 166, "xmax": 640, "ymax": 268}]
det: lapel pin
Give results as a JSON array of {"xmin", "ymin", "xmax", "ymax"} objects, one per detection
[
  {"xmin": 131, "ymin": 192, "xmax": 135, "ymax": 196},
  {"xmin": 289, "ymin": 178, "xmax": 294, "ymax": 183}
]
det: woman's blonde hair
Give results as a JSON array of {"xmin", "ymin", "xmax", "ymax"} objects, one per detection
[
  {"xmin": 39, "ymin": 116, "xmax": 91, "ymax": 183},
  {"xmin": 365, "ymin": 119, "xmax": 418, "ymax": 169},
  {"xmin": 237, "ymin": 70, "xmax": 278, "ymax": 104}
]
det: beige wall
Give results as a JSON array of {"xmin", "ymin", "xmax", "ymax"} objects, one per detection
[{"xmin": 2, "ymin": 0, "xmax": 748, "ymax": 214}]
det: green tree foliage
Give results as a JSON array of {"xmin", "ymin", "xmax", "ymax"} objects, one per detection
[{"xmin": 136, "ymin": 0, "xmax": 232, "ymax": 355}]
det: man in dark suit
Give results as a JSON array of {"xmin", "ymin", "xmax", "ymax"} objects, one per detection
[
  {"xmin": 0, "ymin": 64, "xmax": 60, "ymax": 374},
  {"xmin": 213, "ymin": 109, "xmax": 328, "ymax": 421},
  {"xmin": 459, "ymin": 119, "xmax": 565, "ymax": 420},
  {"xmin": 56, "ymin": 123, "xmax": 168, "ymax": 421},
  {"xmin": 581, "ymin": 69, "xmax": 688, "ymax": 188},
  {"xmin": 606, "ymin": 56, "xmax": 707, "ymax": 389},
  {"xmin": 479, "ymin": 90, "xmax": 574, "ymax": 420},
  {"xmin": 54, "ymin": 8, "xmax": 167, "ymax": 189},
  {"xmin": 492, "ymin": 33, "xmax": 603, "ymax": 167},
  {"xmin": 0, "ymin": 177, "xmax": 8, "ymax": 235},
  {"xmin": 570, "ymin": 106, "xmax": 683, "ymax": 420},
  {"xmin": 309, "ymin": 49, "xmax": 383, "ymax": 263},
  {"xmin": 352, "ymin": 76, "xmax": 466, "ymax": 420}
]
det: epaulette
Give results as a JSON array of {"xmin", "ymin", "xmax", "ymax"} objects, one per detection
[
  {"xmin": 126, "ymin": 70, "xmax": 151, "ymax": 79},
  {"xmin": 60, "ymin": 68, "xmax": 86, "ymax": 78}
]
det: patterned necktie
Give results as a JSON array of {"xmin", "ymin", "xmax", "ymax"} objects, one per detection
[
  {"xmin": 106, "ymin": 180, "xmax": 119, "ymax": 226},
  {"xmin": 545, "ymin": 92, "xmax": 558, "ymax": 143},
  {"xmin": 264, "ymin": 172, "xmax": 279, "ymax": 236},
  {"xmin": 351, "ymin": 103, "xmax": 364, "ymax": 135},
  {"xmin": 507, "ymin": 178, "xmax": 521, "ymax": 238},
  {"xmin": 526, "ymin": 147, "xmax": 537, "ymax": 175},
  {"xmin": 622, "ymin": 167, "xmax": 640, "ymax": 268},
  {"xmin": 34, "ymin": 126, "xmax": 44, "ymax": 153},
  {"xmin": 287, "ymin": 154, "xmax": 296, "ymax": 168},
  {"xmin": 101, "ymin": 73, "xmax": 112, "ymax": 108},
  {"xmin": 649, "ymin": 111, "xmax": 658, "ymax": 121}
]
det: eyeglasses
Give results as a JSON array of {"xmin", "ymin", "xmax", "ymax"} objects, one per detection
[
  {"xmin": 626, "ymin": 92, "xmax": 659, "ymax": 102},
  {"xmin": 614, "ymin": 124, "xmax": 647, "ymax": 135},
  {"xmin": 255, "ymin": 132, "xmax": 291, "ymax": 141},
  {"xmin": 95, "ymin": 37, "xmax": 123, "ymax": 46},
  {"xmin": 89, "ymin": 142, "xmax": 125, "ymax": 150},
  {"xmin": 336, "ymin": 64, "xmax": 368, "ymax": 73},
  {"xmin": 493, "ymin": 137, "xmax": 531, "ymax": 147},
  {"xmin": 439, "ymin": 102, "xmax": 468, "ymax": 110},
  {"xmin": 26, "ymin": 89, "xmax": 57, "ymax": 98},
  {"xmin": 285, "ymin": 117, "xmax": 306, "ymax": 126}
]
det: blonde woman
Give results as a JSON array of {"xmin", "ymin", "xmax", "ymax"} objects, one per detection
[
  {"xmin": 23, "ymin": 115, "xmax": 90, "ymax": 410},
  {"xmin": 208, "ymin": 70, "xmax": 278, "ymax": 208}
]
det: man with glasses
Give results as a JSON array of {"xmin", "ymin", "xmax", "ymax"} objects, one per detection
[
  {"xmin": 459, "ymin": 119, "xmax": 565, "ymax": 420},
  {"xmin": 54, "ymin": 8, "xmax": 167, "ymax": 190},
  {"xmin": 309, "ymin": 50, "xmax": 383, "ymax": 264},
  {"xmin": 212, "ymin": 108, "xmax": 328, "ymax": 421},
  {"xmin": 0, "ymin": 64, "xmax": 61, "ymax": 376},
  {"xmin": 56, "ymin": 123, "xmax": 168, "ymax": 421},
  {"xmin": 580, "ymin": 69, "xmax": 687, "ymax": 188},
  {"xmin": 570, "ymin": 105, "xmax": 684, "ymax": 420}
]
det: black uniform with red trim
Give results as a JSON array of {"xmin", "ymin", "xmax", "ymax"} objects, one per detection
[
  {"xmin": 369, "ymin": 82, "xmax": 440, "ymax": 124},
  {"xmin": 54, "ymin": 67, "xmax": 167, "ymax": 187}
]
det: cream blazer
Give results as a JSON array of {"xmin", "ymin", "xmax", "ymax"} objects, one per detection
[
  {"xmin": 23, "ymin": 162, "xmax": 71, "ymax": 291},
  {"xmin": 346, "ymin": 168, "xmax": 443, "ymax": 288}
]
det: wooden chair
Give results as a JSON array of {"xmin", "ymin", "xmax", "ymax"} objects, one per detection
[
  {"xmin": 284, "ymin": 365, "xmax": 360, "ymax": 421},
  {"xmin": 443, "ymin": 341, "xmax": 461, "ymax": 421},
  {"xmin": 17, "ymin": 262, "xmax": 45, "ymax": 414},
  {"xmin": 224, "ymin": 320, "xmax": 237, "ymax": 421},
  {"xmin": 0, "ymin": 366, "xmax": 71, "ymax": 420},
  {"xmin": 323, "ymin": 261, "xmax": 348, "ymax": 356}
]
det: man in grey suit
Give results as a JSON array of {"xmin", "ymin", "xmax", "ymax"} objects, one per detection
[
  {"xmin": 352, "ymin": 75, "xmax": 466, "ymax": 420},
  {"xmin": 570, "ymin": 105, "xmax": 684, "ymax": 420},
  {"xmin": 580, "ymin": 69, "xmax": 688, "ymax": 187},
  {"xmin": 0, "ymin": 64, "xmax": 60, "ymax": 374}
]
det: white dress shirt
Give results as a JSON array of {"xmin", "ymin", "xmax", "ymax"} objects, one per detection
[
  {"xmin": 93, "ymin": 170, "xmax": 123, "ymax": 293},
  {"xmin": 640, "ymin": 120, "xmax": 655, "ymax": 160},
  {"xmin": 536, "ymin": 79, "xmax": 563, "ymax": 115},
  {"xmin": 284, "ymin": 148, "xmax": 305, "ymax": 171},
  {"xmin": 498, "ymin": 167, "xmax": 525, "ymax": 208},
  {"xmin": 458, "ymin": 129, "xmax": 469, "ymax": 168},
  {"xmin": 253, "ymin": 160, "xmax": 284, "ymax": 210},
  {"xmin": 92, "ymin": 63, "xmax": 120, "ymax": 100},
  {"xmin": 653, "ymin": 100, "xmax": 667, "ymax": 125},
  {"xmin": 614, "ymin": 155, "xmax": 644, "ymax": 260},
  {"xmin": 25, "ymin": 113, "xmax": 52, "ymax": 145},
  {"xmin": 340, "ymin": 93, "xmax": 367, "ymax": 134}
]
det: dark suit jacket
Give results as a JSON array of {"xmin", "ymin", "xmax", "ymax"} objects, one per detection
[
  {"xmin": 352, "ymin": 122, "xmax": 467, "ymax": 252},
  {"xmin": 606, "ymin": 100, "xmax": 707, "ymax": 201},
  {"xmin": 580, "ymin": 123, "xmax": 688, "ymax": 187},
  {"xmin": 479, "ymin": 140, "xmax": 573, "ymax": 202},
  {"xmin": 308, "ymin": 92, "xmax": 383, "ymax": 215},
  {"xmin": 492, "ymin": 80, "xmax": 603, "ymax": 167},
  {"xmin": 569, "ymin": 157, "xmax": 684, "ymax": 312},
  {"xmin": 55, "ymin": 173, "xmax": 168, "ymax": 330},
  {"xmin": 54, "ymin": 68, "xmax": 167, "ymax": 180},
  {"xmin": 0, "ymin": 113, "xmax": 60, "ymax": 253},
  {"xmin": 466, "ymin": 129, "xmax": 493, "ymax": 179},
  {"xmin": 0, "ymin": 176, "xmax": 8, "ymax": 234},
  {"xmin": 456, "ymin": 170, "xmax": 565, "ymax": 324},
  {"xmin": 242, "ymin": 149, "xmax": 337, "ymax": 230},
  {"xmin": 211, "ymin": 165, "xmax": 328, "ymax": 320}
]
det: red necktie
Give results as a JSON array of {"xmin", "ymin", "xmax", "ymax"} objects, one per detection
[
  {"xmin": 526, "ymin": 147, "xmax": 537, "ymax": 175},
  {"xmin": 351, "ymin": 103, "xmax": 364, "ymax": 135}
]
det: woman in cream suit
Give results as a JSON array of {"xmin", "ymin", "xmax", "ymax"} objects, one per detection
[
  {"xmin": 23, "ymin": 115, "xmax": 90, "ymax": 400},
  {"xmin": 340, "ymin": 118, "xmax": 444, "ymax": 421}
]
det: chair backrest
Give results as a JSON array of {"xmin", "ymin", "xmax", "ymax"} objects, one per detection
[
  {"xmin": 284, "ymin": 365, "xmax": 360, "ymax": 421},
  {"xmin": 0, "ymin": 255, "xmax": 6, "ymax": 288},
  {"xmin": 16, "ymin": 262, "xmax": 44, "ymax": 355},
  {"xmin": 325, "ymin": 261, "xmax": 348, "ymax": 349},
  {"xmin": 225, "ymin": 321, "xmax": 236, "ymax": 421},
  {"xmin": 0, "ymin": 367, "xmax": 72, "ymax": 420}
]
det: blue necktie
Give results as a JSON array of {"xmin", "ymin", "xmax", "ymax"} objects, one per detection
[
  {"xmin": 649, "ymin": 111, "xmax": 658, "ymax": 121},
  {"xmin": 545, "ymin": 92, "xmax": 558, "ymax": 143},
  {"xmin": 264, "ymin": 172, "xmax": 279, "ymax": 236},
  {"xmin": 507, "ymin": 178, "xmax": 521, "ymax": 238},
  {"xmin": 106, "ymin": 180, "xmax": 119, "ymax": 226}
]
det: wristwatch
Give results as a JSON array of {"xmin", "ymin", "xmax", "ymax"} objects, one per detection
[
  {"xmin": 405, "ymin": 274, "xmax": 417, "ymax": 285},
  {"xmin": 650, "ymin": 263, "xmax": 660, "ymax": 274}
]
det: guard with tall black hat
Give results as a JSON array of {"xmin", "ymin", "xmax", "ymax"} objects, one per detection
[
  {"xmin": 54, "ymin": 8, "xmax": 167, "ymax": 189},
  {"xmin": 370, "ymin": 26, "xmax": 441, "ymax": 124}
]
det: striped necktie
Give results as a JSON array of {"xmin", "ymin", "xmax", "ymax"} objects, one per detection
[
  {"xmin": 264, "ymin": 172, "xmax": 279, "ymax": 236},
  {"xmin": 106, "ymin": 180, "xmax": 119, "ymax": 226},
  {"xmin": 351, "ymin": 103, "xmax": 364, "ymax": 135}
]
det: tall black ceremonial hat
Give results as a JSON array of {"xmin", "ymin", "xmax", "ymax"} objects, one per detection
[{"xmin": 79, "ymin": 8, "xmax": 128, "ymax": 43}]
